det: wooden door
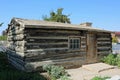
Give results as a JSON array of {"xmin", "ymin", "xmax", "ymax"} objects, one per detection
[{"xmin": 87, "ymin": 33, "xmax": 96, "ymax": 60}]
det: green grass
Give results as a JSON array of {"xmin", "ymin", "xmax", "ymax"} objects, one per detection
[
  {"xmin": 91, "ymin": 76, "xmax": 110, "ymax": 80},
  {"xmin": 0, "ymin": 52, "xmax": 47, "ymax": 80}
]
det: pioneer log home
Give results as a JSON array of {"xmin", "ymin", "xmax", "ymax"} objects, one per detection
[{"xmin": 7, "ymin": 18, "xmax": 112, "ymax": 72}]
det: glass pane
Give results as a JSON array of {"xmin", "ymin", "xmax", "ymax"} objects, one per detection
[
  {"xmin": 70, "ymin": 39, "xmax": 72, "ymax": 43},
  {"xmin": 73, "ymin": 44, "xmax": 76, "ymax": 49},
  {"xmin": 70, "ymin": 44, "xmax": 72, "ymax": 49},
  {"xmin": 69, "ymin": 38, "xmax": 80, "ymax": 49}
]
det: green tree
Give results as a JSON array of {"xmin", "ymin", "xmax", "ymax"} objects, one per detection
[
  {"xmin": 112, "ymin": 36, "xmax": 118, "ymax": 43},
  {"xmin": 43, "ymin": 8, "xmax": 71, "ymax": 23}
]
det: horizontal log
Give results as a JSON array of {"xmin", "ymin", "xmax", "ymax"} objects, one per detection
[
  {"xmin": 25, "ymin": 48, "xmax": 86, "ymax": 57},
  {"xmin": 26, "ymin": 31, "xmax": 81, "ymax": 37},
  {"xmin": 26, "ymin": 36, "xmax": 68, "ymax": 39},
  {"xmin": 25, "ymin": 57, "xmax": 85, "ymax": 71},
  {"xmin": 97, "ymin": 51, "xmax": 110, "ymax": 54},
  {"xmin": 26, "ymin": 43, "xmax": 68, "ymax": 49},
  {"xmin": 25, "ymin": 52, "xmax": 86, "ymax": 62},
  {"xmin": 27, "ymin": 38, "xmax": 68, "ymax": 43},
  {"xmin": 97, "ymin": 33, "xmax": 110, "ymax": 36},
  {"xmin": 97, "ymin": 41, "xmax": 111, "ymax": 44},
  {"xmin": 26, "ymin": 47, "xmax": 69, "ymax": 52},
  {"xmin": 97, "ymin": 47, "xmax": 111, "ymax": 50},
  {"xmin": 26, "ymin": 42, "xmax": 68, "ymax": 46},
  {"xmin": 25, "ymin": 28, "xmax": 81, "ymax": 34},
  {"xmin": 97, "ymin": 38, "xmax": 111, "ymax": 41}
]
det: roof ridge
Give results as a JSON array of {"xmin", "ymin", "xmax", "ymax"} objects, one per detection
[
  {"xmin": 13, "ymin": 17, "xmax": 71, "ymax": 25},
  {"xmin": 10, "ymin": 17, "xmax": 111, "ymax": 33}
]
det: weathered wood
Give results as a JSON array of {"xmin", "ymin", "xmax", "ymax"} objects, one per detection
[
  {"xmin": 27, "ymin": 38, "xmax": 68, "ymax": 43},
  {"xmin": 6, "ymin": 18, "xmax": 112, "ymax": 72},
  {"xmin": 97, "ymin": 47, "xmax": 111, "ymax": 50},
  {"xmin": 96, "ymin": 33, "xmax": 112, "ymax": 57},
  {"xmin": 8, "ymin": 36, "xmax": 24, "ymax": 41},
  {"xmin": 25, "ymin": 57, "xmax": 85, "ymax": 71},
  {"xmin": 15, "ymin": 47, "xmax": 25, "ymax": 53},
  {"xmin": 8, "ymin": 28, "xmax": 24, "ymax": 35},
  {"xmin": 9, "ymin": 27, "xmax": 24, "ymax": 32},
  {"xmin": 97, "ymin": 38, "xmax": 111, "ymax": 41},
  {"xmin": 15, "ymin": 41, "xmax": 26, "ymax": 46},
  {"xmin": 25, "ymin": 28, "xmax": 81, "ymax": 34},
  {"xmin": 26, "ymin": 47, "xmax": 69, "ymax": 52},
  {"xmin": 97, "ymin": 33, "xmax": 110, "ymax": 36},
  {"xmin": 97, "ymin": 51, "xmax": 110, "ymax": 54},
  {"xmin": 26, "ymin": 36, "xmax": 68, "ymax": 39},
  {"xmin": 25, "ymin": 48, "xmax": 86, "ymax": 57},
  {"xmin": 25, "ymin": 52, "xmax": 86, "ymax": 62},
  {"xmin": 26, "ymin": 31, "xmax": 81, "ymax": 37},
  {"xmin": 27, "ymin": 44, "xmax": 68, "ymax": 49},
  {"xmin": 26, "ymin": 42, "xmax": 68, "ymax": 46},
  {"xmin": 97, "ymin": 41, "xmax": 111, "ymax": 44}
]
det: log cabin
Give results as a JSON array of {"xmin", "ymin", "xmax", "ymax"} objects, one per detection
[{"xmin": 7, "ymin": 18, "xmax": 112, "ymax": 72}]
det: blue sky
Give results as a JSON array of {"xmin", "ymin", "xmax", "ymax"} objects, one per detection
[{"xmin": 0, "ymin": 0, "xmax": 120, "ymax": 35}]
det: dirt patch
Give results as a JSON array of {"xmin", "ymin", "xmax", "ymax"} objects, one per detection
[{"xmin": 66, "ymin": 63, "xmax": 120, "ymax": 80}]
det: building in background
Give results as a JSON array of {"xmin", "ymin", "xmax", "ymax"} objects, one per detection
[
  {"xmin": 2, "ymin": 29, "xmax": 7, "ymax": 36},
  {"xmin": 115, "ymin": 32, "xmax": 120, "ymax": 43}
]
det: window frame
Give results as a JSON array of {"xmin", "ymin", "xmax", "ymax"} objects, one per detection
[{"xmin": 68, "ymin": 37, "xmax": 81, "ymax": 50}]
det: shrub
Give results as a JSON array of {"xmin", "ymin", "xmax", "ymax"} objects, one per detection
[
  {"xmin": 101, "ymin": 54, "xmax": 117, "ymax": 65},
  {"xmin": 91, "ymin": 76, "xmax": 110, "ymax": 80},
  {"xmin": 101, "ymin": 53, "xmax": 120, "ymax": 68},
  {"xmin": 43, "ymin": 64, "xmax": 70, "ymax": 80},
  {"xmin": 116, "ymin": 54, "xmax": 120, "ymax": 68}
]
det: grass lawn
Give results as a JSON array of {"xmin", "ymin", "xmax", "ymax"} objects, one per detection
[{"xmin": 0, "ymin": 52, "xmax": 47, "ymax": 80}]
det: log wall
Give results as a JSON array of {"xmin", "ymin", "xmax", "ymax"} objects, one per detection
[
  {"xmin": 24, "ymin": 28, "xmax": 87, "ymax": 71},
  {"xmin": 7, "ymin": 21, "xmax": 112, "ymax": 72},
  {"xmin": 96, "ymin": 33, "xmax": 112, "ymax": 60},
  {"xmin": 7, "ymin": 22, "xmax": 26, "ymax": 71}
]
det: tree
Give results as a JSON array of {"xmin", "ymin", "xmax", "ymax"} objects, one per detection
[
  {"xmin": 112, "ymin": 36, "xmax": 118, "ymax": 43},
  {"xmin": 0, "ymin": 23, "xmax": 3, "ymax": 27},
  {"xmin": 43, "ymin": 8, "xmax": 71, "ymax": 23}
]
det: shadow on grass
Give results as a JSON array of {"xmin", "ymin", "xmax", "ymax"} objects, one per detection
[{"xmin": 0, "ymin": 52, "xmax": 47, "ymax": 80}]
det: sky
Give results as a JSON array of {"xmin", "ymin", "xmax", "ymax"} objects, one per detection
[{"xmin": 0, "ymin": 0, "xmax": 120, "ymax": 35}]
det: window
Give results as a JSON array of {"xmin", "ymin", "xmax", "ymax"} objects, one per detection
[{"xmin": 69, "ymin": 37, "xmax": 80, "ymax": 49}]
